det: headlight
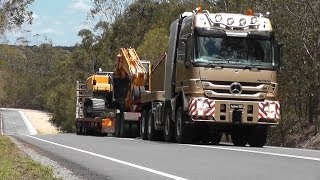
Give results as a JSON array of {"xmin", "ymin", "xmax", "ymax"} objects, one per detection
[
  {"xmin": 196, "ymin": 100, "xmax": 209, "ymax": 111},
  {"xmin": 264, "ymin": 102, "xmax": 276, "ymax": 113},
  {"xmin": 227, "ymin": 18, "xmax": 234, "ymax": 25},
  {"xmin": 239, "ymin": 18, "xmax": 246, "ymax": 26},
  {"xmin": 251, "ymin": 17, "xmax": 258, "ymax": 24},
  {"xmin": 215, "ymin": 14, "xmax": 222, "ymax": 22}
]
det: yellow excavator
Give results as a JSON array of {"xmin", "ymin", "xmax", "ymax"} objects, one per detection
[{"xmin": 75, "ymin": 48, "xmax": 151, "ymax": 137}]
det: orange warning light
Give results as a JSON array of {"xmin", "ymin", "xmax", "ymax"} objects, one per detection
[
  {"xmin": 247, "ymin": 8, "xmax": 254, "ymax": 16},
  {"xmin": 195, "ymin": 6, "xmax": 203, "ymax": 14}
]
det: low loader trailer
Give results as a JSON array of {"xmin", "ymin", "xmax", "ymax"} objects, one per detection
[{"xmin": 76, "ymin": 48, "xmax": 151, "ymax": 137}]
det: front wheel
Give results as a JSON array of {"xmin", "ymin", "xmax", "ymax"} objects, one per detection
[
  {"xmin": 209, "ymin": 132, "xmax": 223, "ymax": 145},
  {"xmin": 175, "ymin": 106, "xmax": 191, "ymax": 143},
  {"xmin": 164, "ymin": 108, "xmax": 175, "ymax": 142},
  {"xmin": 231, "ymin": 127, "xmax": 247, "ymax": 146},
  {"xmin": 248, "ymin": 125, "xmax": 268, "ymax": 147}
]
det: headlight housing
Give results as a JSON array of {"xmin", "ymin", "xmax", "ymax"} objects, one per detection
[
  {"xmin": 215, "ymin": 14, "xmax": 222, "ymax": 22},
  {"xmin": 227, "ymin": 18, "xmax": 234, "ymax": 25},
  {"xmin": 239, "ymin": 18, "xmax": 246, "ymax": 26},
  {"xmin": 251, "ymin": 17, "xmax": 258, "ymax": 24}
]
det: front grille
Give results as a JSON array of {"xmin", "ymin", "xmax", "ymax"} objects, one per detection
[{"xmin": 202, "ymin": 81, "xmax": 269, "ymax": 100}]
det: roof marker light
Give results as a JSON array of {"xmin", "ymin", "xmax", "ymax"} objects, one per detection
[
  {"xmin": 239, "ymin": 18, "xmax": 246, "ymax": 26},
  {"xmin": 247, "ymin": 8, "xmax": 254, "ymax": 16},
  {"xmin": 251, "ymin": 17, "xmax": 258, "ymax": 24},
  {"xmin": 195, "ymin": 6, "xmax": 202, "ymax": 14},
  {"xmin": 227, "ymin": 18, "xmax": 234, "ymax": 25},
  {"xmin": 215, "ymin": 14, "xmax": 222, "ymax": 22}
]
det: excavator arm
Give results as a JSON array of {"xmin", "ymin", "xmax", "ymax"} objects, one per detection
[
  {"xmin": 113, "ymin": 48, "xmax": 150, "ymax": 111},
  {"xmin": 114, "ymin": 48, "xmax": 147, "ymax": 86}
]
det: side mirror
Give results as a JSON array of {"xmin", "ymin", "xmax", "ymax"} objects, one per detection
[{"xmin": 93, "ymin": 79, "xmax": 97, "ymax": 85}]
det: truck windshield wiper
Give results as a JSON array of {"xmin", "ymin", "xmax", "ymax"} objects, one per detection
[
  {"xmin": 204, "ymin": 62, "xmax": 227, "ymax": 68},
  {"xmin": 243, "ymin": 63, "xmax": 260, "ymax": 70}
]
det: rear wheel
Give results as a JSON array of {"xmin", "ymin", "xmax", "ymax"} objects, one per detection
[
  {"xmin": 164, "ymin": 108, "xmax": 175, "ymax": 142},
  {"xmin": 140, "ymin": 109, "xmax": 148, "ymax": 140},
  {"xmin": 147, "ymin": 109, "xmax": 159, "ymax": 141},
  {"xmin": 175, "ymin": 106, "xmax": 191, "ymax": 143},
  {"xmin": 248, "ymin": 125, "xmax": 268, "ymax": 147},
  {"xmin": 231, "ymin": 127, "xmax": 247, "ymax": 146}
]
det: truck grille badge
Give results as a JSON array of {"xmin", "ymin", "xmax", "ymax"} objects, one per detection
[{"xmin": 230, "ymin": 82, "xmax": 242, "ymax": 95}]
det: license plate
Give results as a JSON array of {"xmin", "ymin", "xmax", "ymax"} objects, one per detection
[{"xmin": 230, "ymin": 104, "xmax": 244, "ymax": 109}]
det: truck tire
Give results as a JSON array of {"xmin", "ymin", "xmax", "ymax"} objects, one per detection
[
  {"xmin": 175, "ymin": 106, "xmax": 191, "ymax": 143},
  {"xmin": 248, "ymin": 125, "xmax": 268, "ymax": 147},
  {"xmin": 196, "ymin": 127, "xmax": 221, "ymax": 145},
  {"xmin": 82, "ymin": 125, "xmax": 87, "ymax": 135},
  {"xmin": 115, "ymin": 113, "xmax": 121, "ymax": 137},
  {"xmin": 231, "ymin": 127, "xmax": 247, "ymax": 146},
  {"xmin": 210, "ymin": 132, "xmax": 223, "ymax": 145},
  {"xmin": 164, "ymin": 108, "xmax": 175, "ymax": 142},
  {"xmin": 120, "ymin": 113, "xmax": 129, "ymax": 138},
  {"xmin": 140, "ymin": 109, "xmax": 148, "ymax": 140},
  {"xmin": 147, "ymin": 109, "xmax": 159, "ymax": 141},
  {"xmin": 76, "ymin": 123, "xmax": 81, "ymax": 135}
]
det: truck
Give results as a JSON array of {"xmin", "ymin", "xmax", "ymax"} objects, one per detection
[
  {"xmin": 75, "ymin": 48, "xmax": 151, "ymax": 137},
  {"xmin": 140, "ymin": 7, "xmax": 281, "ymax": 147}
]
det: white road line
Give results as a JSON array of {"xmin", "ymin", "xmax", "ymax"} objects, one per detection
[
  {"xmin": 105, "ymin": 137, "xmax": 136, "ymax": 141},
  {"xmin": 182, "ymin": 144, "xmax": 320, "ymax": 162},
  {"xmin": 19, "ymin": 111, "xmax": 37, "ymax": 135},
  {"xmin": 0, "ymin": 112, "xmax": 3, "ymax": 135},
  {"xmin": 25, "ymin": 135, "xmax": 188, "ymax": 180},
  {"xmin": 265, "ymin": 145, "xmax": 320, "ymax": 153}
]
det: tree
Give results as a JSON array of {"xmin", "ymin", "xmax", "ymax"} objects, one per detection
[
  {"xmin": 137, "ymin": 28, "xmax": 168, "ymax": 63},
  {"xmin": 0, "ymin": 0, "xmax": 34, "ymax": 33}
]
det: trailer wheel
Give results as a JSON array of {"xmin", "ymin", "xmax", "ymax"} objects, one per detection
[
  {"xmin": 147, "ymin": 109, "xmax": 159, "ymax": 141},
  {"xmin": 115, "ymin": 113, "xmax": 121, "ymax": 137},
  {"xmin": 164, "ymin": 108, "xmax": 174, "ymax": 142},
  {"xmin": 231, "ymin": 127, "xmax": 247, "ymax": 146},
  {"xmin": 248, "ymin": 125, "xmax": 268, "ymax": 147},
  {"xmin": 140, "ymin": 109, "xmax": 148, "ymax": 140},
  {"xmin": 76, "ymin": 123, "xmax": 81, "ymax": 135},
  {"xmin": 175, "ymin": 106, "xmax": 191, "ymax": 143},
  {"xmin": 82, "ymin": 125, "xmax": 87, "ymax": 135}
]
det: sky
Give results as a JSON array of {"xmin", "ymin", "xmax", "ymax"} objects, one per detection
[{"xmin": 4, "ymin": 0, "xmax": 97, "ymax": 46}]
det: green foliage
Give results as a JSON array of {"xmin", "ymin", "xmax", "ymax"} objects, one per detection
[
  {"xmin": 137, "ymin": 28, "xmax": 169, "ymax": 63},
  {"xmin": 0, "ymin": 0, "xmax": 34, "ymax": 33}
]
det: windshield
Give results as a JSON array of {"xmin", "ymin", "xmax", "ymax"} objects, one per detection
[{"xmin": 195, "ymin": 36, "xmax": 275, "ymax": 67}]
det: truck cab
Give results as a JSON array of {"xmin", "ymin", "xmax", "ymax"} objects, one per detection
[{"xmin": 141, "ymin": 8, "xmax": 281, "ymax": 147}]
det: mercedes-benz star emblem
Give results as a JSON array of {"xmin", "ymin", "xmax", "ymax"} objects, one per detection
[{"xmin": 230, "ymin": 82, "xmax": 242, "ymax": 95}]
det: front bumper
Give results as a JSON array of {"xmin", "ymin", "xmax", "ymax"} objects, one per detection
[{"xmin": 188, "ymin": 98, "xmax": 280, "ymax": 124}]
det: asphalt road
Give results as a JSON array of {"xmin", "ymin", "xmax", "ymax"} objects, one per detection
[
  {"xmin": 1, "ymin": 109, "xmax": 320, "ymax": 180},
  {"xmin": 0, "ymin": 108, "xmax": 30, "ymax": 135}
]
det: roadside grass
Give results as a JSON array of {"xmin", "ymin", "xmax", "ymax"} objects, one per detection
[{"xmin": 0, "ymin": 136, "xmax": 57, "ymax": 180}]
